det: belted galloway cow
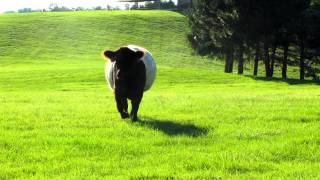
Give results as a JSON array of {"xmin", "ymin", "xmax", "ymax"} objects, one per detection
[{"xmin": 103, "ymin": 45, "xmax": 156, "ymax": 121}]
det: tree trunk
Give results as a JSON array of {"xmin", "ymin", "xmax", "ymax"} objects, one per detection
[
  {"xmin": 270, "ymin": 43, "xmax": 277, "ymax": 77},
  {"xmin": 299, "ymin": 18, "xmax": 305, "ymax": 80},
  {"xmin": 254, "ymin": 42, "xmax": 260, "ymax": 76},
  {"xmin": 238, "ymin": 43, "xmax": 244, "ymax": 74},
  {"xmin": 300, "ymin": 40, "xmax": 305, "ymax": 80},
  {"xmin": 264, "ymin": 40, "xmax": 272, "ymax": 77},
  {"xmin": 282, "ymin": 44, "xmax": 288, "ymax": 79},
  {"xmin": 224, "ymin": 45, "xmax": 234, "ymax": 73}
]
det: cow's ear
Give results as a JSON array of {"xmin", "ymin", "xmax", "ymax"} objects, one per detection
[
  {"xmin": 135, "ymin": 51, "xmax": 144, "ymax": 60},
  {"xmin": 103, "ymin": 50, "xmax": 116, "ymax": 62}
]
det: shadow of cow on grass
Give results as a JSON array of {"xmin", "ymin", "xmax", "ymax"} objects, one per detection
[{"xmin": 137, "ymin": 118, "xmax": 208, "ymax": 137}]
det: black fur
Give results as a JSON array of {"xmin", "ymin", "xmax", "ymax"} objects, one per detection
[{"xmin": 104, "ymin": 47, "xmax": 146, "ymax": 121}]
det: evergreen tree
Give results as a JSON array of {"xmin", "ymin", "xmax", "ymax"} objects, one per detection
[
  {"xmin": 189, "ymin": 0, "xmax": 237, "ymax": 73},
  {"xmin": 189, "ymin": 0, "xmax": 320, "ymax": 80}
]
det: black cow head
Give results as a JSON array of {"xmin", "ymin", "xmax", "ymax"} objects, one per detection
[
  {"xmin": 104, "ymin": 47, "xmax": 144, "ymax": 70},
  {"xmin": 104, "ymin": 47, "xmax": 144, "ymax": 80}
]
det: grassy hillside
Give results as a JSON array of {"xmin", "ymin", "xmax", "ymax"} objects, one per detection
[{"xmin": 0, "ymin": 10, "xmax": 320, "ymax": 179}]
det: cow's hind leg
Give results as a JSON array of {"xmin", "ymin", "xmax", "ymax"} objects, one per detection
[
  {"xmin": 115, "ymin": 94, "xmax": 129, "ymax": 119},
  {"xmin": 130, "ymin": 95, "xmax": 143, "ymax": 121}
]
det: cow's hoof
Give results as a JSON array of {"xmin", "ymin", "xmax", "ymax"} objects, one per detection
[
  {"xmin": 130, "ymin": 115, "xmax": 138, "ymax": 122},
  {"xmin": 121, "ymin": 113, "xmax": 130, "ymax": 119}
]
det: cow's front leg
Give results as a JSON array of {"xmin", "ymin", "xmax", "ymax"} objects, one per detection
[
  {"xmin": 115, "ymin": 93, "xmax": 129, "ymax": 119},
  {"xmin": 130, "ymin": 95, "xmax": 143, "ymax": 121}
]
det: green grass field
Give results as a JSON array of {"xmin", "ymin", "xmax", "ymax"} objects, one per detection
[{"xmin": 1, "ymin": 10, "xmax": 320, "ymax": 179}]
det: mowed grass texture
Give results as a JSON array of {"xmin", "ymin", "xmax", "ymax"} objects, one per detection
[{"xmin": 0, "ymin": 11, "xmax": 320, "ymax": 179}]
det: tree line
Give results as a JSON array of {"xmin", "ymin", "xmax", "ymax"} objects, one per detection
[
  {"xmin": 188, "ymin": 0, "xmax": 320, "ymax": 80},
  {"xmin": 119, "ymin": 0, "xmax": 176, "ymax": 10},
  {"xmin": 7, "ymin": 4, "xmax": 121, "ymax": 14},
  {"xmin": 130, "ymin": 0, "xmax": 176, "ymax": 10},
  {"xmin": 10, "ymin": 1, "xmax": 176, "ymax": 14}
]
